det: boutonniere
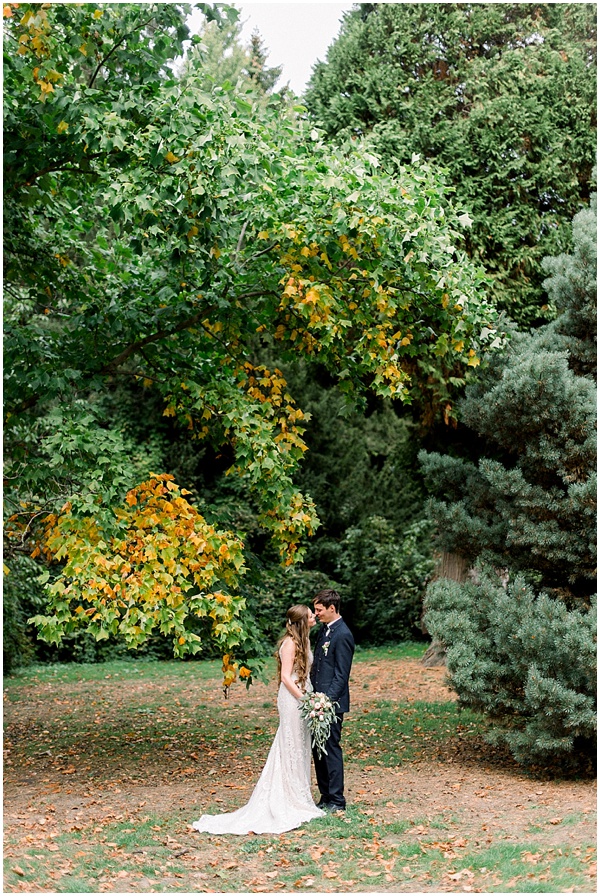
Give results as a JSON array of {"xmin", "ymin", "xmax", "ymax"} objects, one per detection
[{"xmin": 322, "ymin": 640, "xmax": 331, "ymax": 656}]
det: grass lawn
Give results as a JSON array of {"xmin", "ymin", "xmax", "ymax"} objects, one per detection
[{"xmin": 4, "ymin": 644, "xmax": 596, "ymax": 893}]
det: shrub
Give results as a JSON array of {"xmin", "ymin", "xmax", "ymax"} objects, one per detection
[
  {"xmin": 425, "ymin": 573, "xmax": 596, "ymax": 770},
  {"xmin": 337, "ymin": 516, "xmax": 434, "ymax": 644}
]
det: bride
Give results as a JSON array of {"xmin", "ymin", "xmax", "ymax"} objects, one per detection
[{"xmin": 192, "ymin": 605, "xmax": 325, "ymax": 835}]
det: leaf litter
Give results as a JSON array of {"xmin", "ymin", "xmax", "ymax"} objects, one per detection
[{"xmin": 4, "ymin": 656, "xmax": 596, "ymax": 892}]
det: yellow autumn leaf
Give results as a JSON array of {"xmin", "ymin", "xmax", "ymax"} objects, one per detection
[
  {"xmin": 93, "ymin": 8, "xmax": 103, "ymax": 17},
  {"xmin": 468, "ymin": 355, "xmax": 481, "ymax": 367},
  {"xmin": 164, "ymin": 151, "xmax": 179, "ymax": 164},
  {"xmin": 257, "ymin": 230, "xmax": 269, "ymax": 240},
  {"xmin": 453, "ymin": 340, "xmax": 465, "ymax": 352},
  {"xmin": 57, "ymin": 120, "xmax": 69, "ymax": 134}
]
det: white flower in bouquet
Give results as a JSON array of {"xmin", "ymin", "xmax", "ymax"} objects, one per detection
[{"xmin": 298, "ymin": 691, "xmax": 338, "ymax": 758}]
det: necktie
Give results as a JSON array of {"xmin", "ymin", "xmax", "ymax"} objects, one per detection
[{"xmin": 325, "ymin": 627, "xmax": 331, "ymax": 637}]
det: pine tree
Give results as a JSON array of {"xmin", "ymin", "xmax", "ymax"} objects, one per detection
[
  {"xmin": 420, "ymin": 197, "xmax": 597, "ymax": 769},
  {"xmin": 183, "ymin": 17, "xmax": 250, "ymax": 87},
  {"xmin": 184, "ymin": 19, "xmax": 283, "ymax": 96},
  {"xmin": 244, "ymin": 29, "xmax": 283, "ymax": 94}
]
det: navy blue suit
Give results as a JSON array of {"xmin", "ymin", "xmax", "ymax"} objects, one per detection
[{"xmin": 310, "ymin": 618, "xmax": 355, "ymax": 808}]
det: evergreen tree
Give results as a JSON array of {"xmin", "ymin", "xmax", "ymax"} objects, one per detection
[
  {"xmin": 425, "ymin": 575, "xmax": 596, "ymax": 769},
  {"xmin": 306, "ymin": 3, "xmax": 597, "ymax": 325},
  {"xmin": 183, "ymin": 17, "xmax": 282, "ymax": 96},
  {"xmin": 244, "ymin": 29, "xmax": 283, "ymax": 94},
  {"xmin": 184, "ymin": 16, "xmax": 250, "ymax": 88},
  {"xmin": 285, "ymin": 365, "xmax": 432, "ymax": 641},
  {"xmin": 420, "ymin": 197, "xmax": 597, "ymax": 768}
]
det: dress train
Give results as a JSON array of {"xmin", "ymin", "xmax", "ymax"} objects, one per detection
[{"xmin": 192, "ymin": 676, "xmax": 324, "ymax": 835}]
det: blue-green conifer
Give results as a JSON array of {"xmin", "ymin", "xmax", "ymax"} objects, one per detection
[{"xmin": 420, "ymin": 198, "xmax": 596, "ymax": 769}]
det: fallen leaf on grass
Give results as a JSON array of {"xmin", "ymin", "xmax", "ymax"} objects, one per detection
[
  {"xmin": 11, "ymin": 866, "xmax": 25, "ymax": 876},
  {"xmin": 447, "ymin": 869, "xmax": 475, "ymax": 881},
  {"xmin": 549, "ymin": 817, "xmax": 562, "ymax": 825}
]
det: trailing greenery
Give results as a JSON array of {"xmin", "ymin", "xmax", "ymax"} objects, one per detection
[
  {"xmin": 306, "ymin": 2, "xmax": 597, "ymax": 325},
  {"xmin": 421, "ymin": 196, "xmax": 596, "ymax": 769}
]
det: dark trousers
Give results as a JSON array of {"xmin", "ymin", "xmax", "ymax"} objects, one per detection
[{"xmin": 313, "ymin": 714, "xmax": 345, "ymax": 808}]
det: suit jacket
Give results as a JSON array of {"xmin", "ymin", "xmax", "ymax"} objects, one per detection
[{"xmin": 310, "ymin": 618, "xmax": 355, "ymax": 714}]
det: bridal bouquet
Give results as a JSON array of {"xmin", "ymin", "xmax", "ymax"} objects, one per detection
[{"xmin": 299, "ymin": 691, "xmax": 338, "ymax": 758}]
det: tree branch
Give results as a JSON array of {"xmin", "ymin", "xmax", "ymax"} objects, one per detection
[
  {"xmin": 88, "ymin": 14, "xmax": 157, "ymax": 88},
  {"xmin": 99, "ymin": 308, "xmax": 213, "ymax": 375}
]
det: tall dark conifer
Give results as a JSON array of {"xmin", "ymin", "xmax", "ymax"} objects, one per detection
[{"xmin": 306, "ymin": 3, "xmax": 597, "ymax": 325}]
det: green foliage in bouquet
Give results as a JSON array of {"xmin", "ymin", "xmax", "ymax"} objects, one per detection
[{"xmin": 299, "ymin": 691, "xmax": 338, "ymax": 758}]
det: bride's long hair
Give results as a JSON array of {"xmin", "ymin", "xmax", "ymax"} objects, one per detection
[{"xmin": 275, "ymin": 605, "xmax": 311, "ymax": 691}]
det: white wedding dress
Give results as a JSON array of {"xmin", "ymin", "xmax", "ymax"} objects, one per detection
[{"xmin": 192, "ymin": 650, "xmax": 324, "ymax": 835}]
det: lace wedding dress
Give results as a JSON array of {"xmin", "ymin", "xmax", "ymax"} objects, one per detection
[{"xmin": 192, "ymin": 650, "xmax": 324, "ymax": 835}]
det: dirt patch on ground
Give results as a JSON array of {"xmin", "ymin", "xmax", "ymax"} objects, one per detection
[{"xmin": 4, "ymin": 658, "xmax": 596, "ymax": 893}]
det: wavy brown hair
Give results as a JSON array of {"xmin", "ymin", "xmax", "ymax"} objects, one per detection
[{"xmin": 275, "ymin": 605, "xmax": 311, "ymax": 691}]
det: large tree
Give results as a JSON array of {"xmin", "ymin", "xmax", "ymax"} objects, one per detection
[
  {"xmin": 420, "ymin": 195, "xmax": 596, "ymax": 768},
  {"xmin": 306, "ymin": 3, "xmax": 597, "ymax": 326},
  {"xmin": 4, "ymin": 3, "xmax": 501, "ymax": 679}
]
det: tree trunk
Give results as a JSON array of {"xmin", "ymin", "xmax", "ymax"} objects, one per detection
[
  {"xmin": 421, "ymin": 640, "xmax": 447, "ymax": 666},
  {"xmin": 421, "ymin": 551, "xmax": 469, "ymax": 667}
]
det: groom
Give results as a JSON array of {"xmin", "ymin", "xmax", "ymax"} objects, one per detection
[{"xmin": 310, "ymin": 588, "xmax": 355, "ymax": 812}]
